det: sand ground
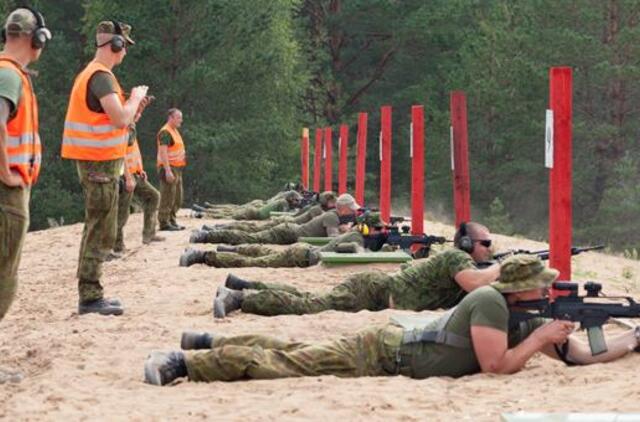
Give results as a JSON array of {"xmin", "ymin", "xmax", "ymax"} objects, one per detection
[{"xmin": 2, "ymin": 210, "xmax": 640, "ymax": 421}]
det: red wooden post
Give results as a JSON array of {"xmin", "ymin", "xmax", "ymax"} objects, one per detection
[
  {"xmin": 355, "ymin": 113, "xmax": 368, "ymax": 206},
  {"xmin": 338, "ymin": 124, "xmax": 349, "ymax": 195},
  {"xmin": 324, "ymin": 127, "xmax": 333, "ymax": 192},
  {"xmin": 450, "ymin": 91, "xmax": 471, "ymax": 227},
  {"xmin": 301, "ymin": 128, "xmax": 309, "ymax": 190},
  {"xmin": 313, "ymin": 128, "xmax": 322, "ymax": 192},
  {"xmin": 548, "ymin": 67, "xmax": 573, "ymax": 283},
  {"xmin": 411, "ymin": 106, "xmax": 424, "ymax": 235},
  {"xmin": 380, "ymin": 106, "xmax": 392, "ymax": 223}
]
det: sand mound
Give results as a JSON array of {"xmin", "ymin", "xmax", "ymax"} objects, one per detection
[{"xmin": 1, "ymin": 211, "xmax": 640, "ymax": 421}]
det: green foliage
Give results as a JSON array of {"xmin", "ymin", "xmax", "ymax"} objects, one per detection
[
  {"xmin": 485, "ymin": 197, "xmax": 514, "ymax": 235},
  {"xmin": 4, "ymin": 0, "xmax": 640, "ymax": 250}
]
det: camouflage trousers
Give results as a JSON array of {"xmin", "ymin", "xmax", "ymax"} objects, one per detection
[
  {"xmin": 0, "ymin": 184, "xmax": 30, "ymax": 321},
  {"xmin": 185, "ymin": 324, "xmax": 404, "ymax": 382},
  {"xmin": 76, "ymin": 160, "xmax": 122, "ymax": 302},
  {"xmin": 230, "ymin": 206, "xmax": 267, "ymax": 220},
  {"xmin": 202, "ymin": 223, "xmax": 301, "ymax": 245},
  {"xmin": 242, "ymin": 271, "xmax": 406, "ymax": 316},
  {"xmin": 158, "ymin": 166, "xmax": 183, "ymax": 227},
  {"xmin": 205, "ymin": 199, "xmax": 264, "ymax": 210},
  {"xmin": 204, "ymin": 243, "xmax": 316, "ymax": 268},
  {"xmin": 116, "ymin": 173, "xmax": 161, "ymax": 249},
  {"xmin": 216, "ymin": 219, "xmax": 280, "ymax": 232},
  {"xmin": 203, "ymin": 231, "xmax": 364, "ymax": 268}
]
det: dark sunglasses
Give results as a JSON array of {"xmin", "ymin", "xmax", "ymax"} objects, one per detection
[{"xmin": 473, "ymin": 239, "xmax": 492, "ymax": 248}]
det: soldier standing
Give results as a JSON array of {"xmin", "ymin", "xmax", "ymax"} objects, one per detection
[
  {"xmin": 156, "ymin": 108, "xmax": 186, "ymax": 231},
  {"xmin": 61, "ymin": 20, "xmax": 149, "ymax": 315},
  {"xmin": 0, "ymin": 7, "xmax": 51, "ymax": 321}
]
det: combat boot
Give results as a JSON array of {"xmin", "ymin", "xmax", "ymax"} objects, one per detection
[
  {"xmin": 143, "ymin": 234, "xmax": 166, "ymax": 245},
  {"xmin": 192, "ymin": 204, "xmax": 207, "ymax": 212},
  {"xmin": 105, "ymin": 250, "xmax": 123, "ymax": 261},
  {"xmin": 159, "ymin": 223, "xmax": 182, "ymax": 232},
  {"xmin": 216, "ymin": 245, "xmax": 238, "ymax": 253},
  {"xmin": 78, "ymin": 298, "xmax": 124, "ymax": 316},
  {"xmin": 179, "ymin": 248, "xmax": 206, "ymax": 267},
  {"xmin": 170, "ymin": 220, "xmax": 186, "ymax": 230},
  {"xmin": 144, "ymin": 351, "xmax": 187, "ymax": 386},
  {"xmin": 213, "ymin": 286, "xmax": 244, "ymax": 318},
  {"xmin": 180, "ymin": 331, "xmax": 213, "ymax": 350},
  {"xmin": 224, "ymin": 273, "xmax": 256, "ymax": 290},
  {"xmin": 189, "ymin": 229, "xmax": 209, "ymax": 243}
]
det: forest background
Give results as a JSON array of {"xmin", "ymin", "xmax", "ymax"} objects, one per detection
[{"xmin": 4, "ymin": 0, "xmax": 640, "ymax": 252}]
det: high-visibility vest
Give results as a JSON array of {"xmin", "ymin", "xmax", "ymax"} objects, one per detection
[
  {"xmin": 125, "ymin": 138, "xmax": 143, "ymax": 175},
  {"xmin": 61, "ymin": 60, "xmax": 128, "ymax": 161},
  {"xmin": 156, "ymin": 124, "xmax": 186, "ymax": 167},
  {"xmin": 0, "ymin": 56, "xmax": 41, "ymax": 186}
]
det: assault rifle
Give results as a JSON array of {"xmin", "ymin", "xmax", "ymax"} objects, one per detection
[
  {"xmin": 364, "ymin": 225, "xmax": 448, "ymax": 259},
  {"xmin": 477, "ymin": 245, "xmax": 604, "ymax": 268},
  {"xmin": 509, "ymin": 281, "xmax": 640, "ymax": 355}
]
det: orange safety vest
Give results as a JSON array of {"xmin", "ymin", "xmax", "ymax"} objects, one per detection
[
  {"xmin": 125, "ymin": 138, "xmax": 143, "ymax": 175},
  {"xmin": 156, "ymin": 123, "xmax": 186, "ymax": 167},
  {"xmin": 61, "ymin": 60, "xmax": 128, "ymax": 161},
  {"xmin": 0, "ymin": 56, "xmax": 41, "ymax": 186}
]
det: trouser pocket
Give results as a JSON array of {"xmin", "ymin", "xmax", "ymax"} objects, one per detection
[{"xmin": 0, "ymin": 205, "xmax": 28, "ymax": 259}]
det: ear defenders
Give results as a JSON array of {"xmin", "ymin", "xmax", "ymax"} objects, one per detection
[
  {"xmin": 456, "ymin": 222, "xmax": 474, "ymax": 254},
  {"xmin": 96, "ymin": 20, "xmax": 125, "ymax": 53},
  {"xmin": 1, "ymin": 6, "xmax": 51, "ymax": 49}
]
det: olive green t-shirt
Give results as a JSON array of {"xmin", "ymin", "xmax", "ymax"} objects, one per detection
[
  {"xmin": 158, "ymin": 130, "xmax": 174, "ymax": 146},
  {"xmin": 399, "ymin": 286, "xmax": 546, "ymax": 379},
  {"xmin": 298, "ymin": 209, "xmax": 340, "ymax": 237},
  {"xmin": 257, "ymin": 199, "xmax": 288, "ymax": 219},
  {"xmin": 391, "ymin": 248, "xmax": 476, "ymax": 311},
  {"xmin": 0, "ymin": 67, "xmax": 23, "ymax": 119},
  {"xmin": 87, "ymin": 71, "xmax": 117, "ymax": 113}
]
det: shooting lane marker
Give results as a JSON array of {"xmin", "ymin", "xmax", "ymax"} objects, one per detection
[
  {"xmin": 450, "ymin": 91, "xmax": 471, "ymax": 227},
  {"xmin": 355, "ymin": 112, "xmax": 368, "ymax": 206},
  {"xmin": 380, "ymin": 105, "xmax": 392, "ymax": 223},
  {"xmin": 411, "ymin": 105, "xmax": 425, "ymax": 236},
  {"xmin": 548, "ymin": 67, "xmax": 573, "ymax": 288},
  {"xmin": 313, "ymin": 128, "xmax": 323, "ymax": 192},
  {"xmin": 324, "ymin": 127, "xmax": 333, "ymax": 192},
  {"xmin": 338, "ymin": 124, "xmax": 349, "ymax": 195},
  {"xmin": 301, "ymin": 128, "xmax": 309, "ymax": 189}
]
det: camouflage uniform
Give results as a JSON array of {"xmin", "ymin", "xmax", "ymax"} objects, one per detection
[
  {"xmin": 185, "ymin": 324, "xmax": 405, "ymax": 382},
  {"xmin": 240, "ymin": 248, "xmax": 475, "ymax": 315},
  {"xmin": 0, "ymin": 184, "xmax": 30, "ymax": 320},
  {"xmin": 200, "ymin": 210, "xmax": 340, "ymax": 245},
  {"xmin": 115, "ymin": 173, "xmax": 160, "ymax": 248},
  {"xmin": 158, "ymin": 166, "xmax": 183, "ymax": 228},
  {"xmin": 76, "ymin": 160, "xmax": 122, "ymax": 302},
  {"xmin": 203, "ymin": 231, "xmax": 364, "ymax": 268},
  {"xmin": 217, "ymin": 204, "xmax": 324, "ymax": 232},
  {"xmin": 230, "ymin": 198, "xmax": 290, "ymax": 221}
]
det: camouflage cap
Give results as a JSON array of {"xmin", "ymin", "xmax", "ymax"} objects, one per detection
[
  {"xmin": 4, "ymin": 8, "xmax": 51, "ymax": 39},
  {"xmin": 359, "ymin": 211, "xmax": 382, "ymax": 227},
  {"xmin": 336, "ymin": 193, "xmax": 360, "ymax": 211},
  {"xmin": 285, "ymin": 190, "xmax": 303, "ymax": 202},
  {"xmin": 491, "ymin": 254, "xmax": 559, "ymax": 293},
  {"xmin": 96, "ymin": 21, "xmax": 134, "ymax": 46},
  {"xmin": 319, "ymin": 191, "xmax": 336, "ymax": 206}
]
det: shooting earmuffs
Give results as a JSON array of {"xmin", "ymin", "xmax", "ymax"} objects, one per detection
[
  {"xmin": 1, "ymin": 6, "xmax": 50, "ymax": 49},
  {"xmin": 96, "ymin": 20, "xmax": 125, "ymax": 53},
  {"xmin": 456, "ymin": 222, "xmax": 474, "ymax": 254}
]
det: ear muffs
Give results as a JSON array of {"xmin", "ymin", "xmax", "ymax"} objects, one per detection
[
  {"xmin": 456, "ymin": 222, "xmax": 474, "ymax": 254},
  {"xmin": 1, "ymin": 6, "xmax": 50, "ymax": 49},
  {"xmin": 96, "ymin": 20, "xmax": 125, "ymax": 53}
]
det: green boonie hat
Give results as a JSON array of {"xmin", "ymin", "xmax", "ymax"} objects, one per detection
[
  {"xmin": 96, "ymin": 20, "xmax": 135, "ymax": 45},
  {"xmin": 5, "ymin": 8, "xmax": 46, "ymax": 35},
  {"xmin": 491, "ymin": 254, "xmax": 559, "ymax": 293},
  {"xmin": 285, "ymin": 190, "xmax": 302, "ymax": 202},
  {"xmin": 319, "ymin": 191, "xmax": 336, "ymax": 206}
]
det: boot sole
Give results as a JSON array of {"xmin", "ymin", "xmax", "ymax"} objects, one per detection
[{"xmin": 143, "ymin": 352, "xmax": 165, "ymax": 385}]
